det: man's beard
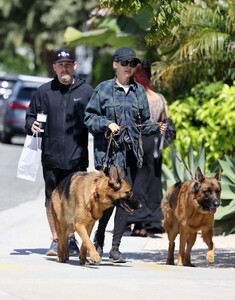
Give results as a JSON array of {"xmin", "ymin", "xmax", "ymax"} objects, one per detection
[{"xmin": 61, "ymin": 74, "xmax": 72, "ymax": 84}]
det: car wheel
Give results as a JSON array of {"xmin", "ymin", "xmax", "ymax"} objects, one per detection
[{"xmin": 1, "ymin": 130, "xmax": 12, "ymax": 144}]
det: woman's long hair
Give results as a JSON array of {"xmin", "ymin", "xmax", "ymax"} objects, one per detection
[{"xmin": 134, "ymin": 59, "xmax": 155, "ymax": 91}]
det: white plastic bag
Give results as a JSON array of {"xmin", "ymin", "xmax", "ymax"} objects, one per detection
[{"xmin": 17, "ymin": 134, "xmax": 42, "ymax": 182}]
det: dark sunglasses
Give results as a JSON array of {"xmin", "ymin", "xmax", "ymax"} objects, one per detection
[{"xmin": 119, "ymin": 60, "xmax": 139, "ymax": 68}]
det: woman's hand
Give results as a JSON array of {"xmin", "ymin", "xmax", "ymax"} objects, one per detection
[
  {"xmin": 108, "ymin": 123, "xmax": 120, "ymax": 134},
  {"xmin": 159, "ymin": 122, "xmax": 167, "ymax": 135}
]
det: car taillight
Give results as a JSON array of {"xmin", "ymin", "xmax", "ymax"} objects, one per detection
[{"xmin": 9, "ymin": 102, "xmax": 29, "ymax": 110}]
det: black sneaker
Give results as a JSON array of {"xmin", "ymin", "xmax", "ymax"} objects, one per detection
[
  {"xmin": 94, "ymin": 243, "xmax": 103, "ymax": 258},
  {"xmin": 109, "ymin": 247, "xmax": 126, "ymax": 263}
]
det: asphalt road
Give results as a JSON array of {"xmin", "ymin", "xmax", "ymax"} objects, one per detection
[
  {"xmin": 0, "ymin": 136, "xmax": 44, "ymax": 211},
  {"xmin": 0, "ymin": 136, "xmax": 234, "ymax": 300}
]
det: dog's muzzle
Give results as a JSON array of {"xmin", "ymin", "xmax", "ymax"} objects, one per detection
[
  {"xmin": 117, "ymin": 194, "xmax": 142, "ymax": 214},
  {"xmin": 201, "ymin": 197, "xmax": 220, "ymax": 214}
]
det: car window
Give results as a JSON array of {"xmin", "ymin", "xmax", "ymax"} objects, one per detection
[{"xmin": 18, "ymin": 87, "xmax": 37, "ymax": 100}]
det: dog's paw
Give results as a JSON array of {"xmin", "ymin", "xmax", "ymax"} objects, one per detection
[
  {"xmin": 184, "ymin": 261, "xmax": 195, "ymax": 267},
  {"xmin": 166, "ymin": 258, "xmax": 174, "ymax": 265},
  {"xmin": 56, "ymin": 256, "xmax": 68, "ymax": 263},
  {"xmin": 90, "ymin": 253, "xmax": 101, "ymax": 265},
  {"xmin": 80, "ymin": 258, "xmax": 91, "ymax": 266},
  {"xmin": 56, "ymin": 251, "xmax": 69, "ymax": 263}
]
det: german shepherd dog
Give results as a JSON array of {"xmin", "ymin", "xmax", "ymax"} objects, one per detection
[
  {"xmin": 51, "ymin": 165, "xmax": 142, "ymax": 265},
  {"xmin": 161, "ymin": 167, "xmax": 221, "ymax": 267}
]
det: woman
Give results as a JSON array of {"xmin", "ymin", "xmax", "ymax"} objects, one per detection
[
  {"xmin": 84, "ymin": 48, "xmax": 166, "ymax": 262},
  {"xmin": 127, "ymin": 59, "xmax": 169, "ymax": 237}
]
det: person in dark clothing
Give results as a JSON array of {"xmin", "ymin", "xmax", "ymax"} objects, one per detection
[
  {"xmin": 127, "ymin": 60, "xmax": 169, "ymax": 236},
  {"xmin": 25, "ymin": 48, "xmax": 94, "ymax": 256},
  {"xmin": 84, "ymin": 48, "xmax": 166, "ymax": 262}
]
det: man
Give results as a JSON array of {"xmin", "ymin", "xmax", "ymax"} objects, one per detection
[{"xmin": 25, "ymin": 48, "xmax": 94, "ymax": 256}]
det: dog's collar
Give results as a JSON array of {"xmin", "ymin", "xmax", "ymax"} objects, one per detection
[{"xmin": 93, "ymin": 190, "xmax": 100, "ymax": 201}]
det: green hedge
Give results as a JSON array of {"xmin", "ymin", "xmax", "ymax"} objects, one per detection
[{"xmin": 165, "ymin": 81, "xmax": 235, "ymax": 171}]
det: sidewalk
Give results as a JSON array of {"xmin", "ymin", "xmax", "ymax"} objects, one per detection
[{"xmin": 0, "ymin": 188, "xmax": 234, "ymax": 300}]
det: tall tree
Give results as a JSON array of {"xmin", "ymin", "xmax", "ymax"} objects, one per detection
[
  {"xmin": 0, "ymin": 0, "xmax": 98, "ymax": 75},
  {"xmin": 100, "ymin": 0, "xmax": 194, "ymax": 44},
  {"xmin": 99, "ymin": 0, "xmax": 235, "ymax": 98},
  {"xmin": 151, "ymin": 0, "xmax": 235, "ymax": 94}
]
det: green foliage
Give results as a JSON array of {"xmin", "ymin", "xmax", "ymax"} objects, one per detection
[
  {"xmin": 100, "ymin": 0, "xmax": 194, "ymax": 46},
  {"xmin": 100, "ymin": 0, "xmax": 155, "ymax": 15},
  {"xmin": 0, "ymin": 0, "xmax": 99, "ymax": 74},
  {"xmin": 162, "ymin": 140, "xmax": 206, "ymax": 192},
  {"xmin": 215, "ymin": 156, "xmax": 235, "ymax": 235},
  {"xmin": 64, "ymin": 15, "xmax": 146, "ymax": 48},
  {"xmin": 151, "ymin": 1, "xmax": 235, "ymax": 95},
  {"xmin": 167, "ymin": 81, "xmax": 235, "ymax": 171},
  {"xmin": 0, "ymin": 50, "xmax": 35, "ymax": 75},
  {"xmin": 92, "ymin": 50, "xmax": 114, "ymax": 87}
]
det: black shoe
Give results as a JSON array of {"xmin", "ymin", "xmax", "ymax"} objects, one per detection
[
  {"xmin": 93, "ymin": 230, "xmax": 104, "ymax": 258},
  {"xmin": 94, "ymin": 243, "xmax": 103, "ymax": 258},
  {"xmin": 109, "ymin": 247, "xmax": 126, "ymax": 263}
]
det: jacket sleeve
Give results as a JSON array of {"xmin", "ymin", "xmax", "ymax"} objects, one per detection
[
  {"xmin": 84, "ymin": 88, "xmax": 112, "ymax": 134},
  {"xmin": 25, "ymin": 89, "xmax": 42, "ymax": 135}
]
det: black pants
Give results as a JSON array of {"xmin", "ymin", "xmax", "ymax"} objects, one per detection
[
  {"xmin": 94, "ymin": 151, "xmax": 138, "ymax": 248},
  {"xmin": 43, "ymin": 166, "xmax": 86, "ymax": 207}
]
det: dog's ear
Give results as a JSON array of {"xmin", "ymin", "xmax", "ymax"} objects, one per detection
[
  {"xmin": 193, "ymin": 167, "xmax": 205, "ymax": 193},
  {"xmin": 118, "ymin": 167, "xmax": 125, "ymax": 179},
  {"xmin": 108, "ymin": 165, "xmax": 121, "ymax": 190},
  {"xmin": 215, "ymin": 168, "xmax": 222, "ymax": 182},
  {"xmin": 194, "ymin": 167, "xmax": 205, "ymax": 183}
]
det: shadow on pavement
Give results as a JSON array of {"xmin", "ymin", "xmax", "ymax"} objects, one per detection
[
  {"xmin": 10, "ymin": 247, "xmax": 235, "ymax": 268},
  {"xmin": 10, "ymin": 248, "xmax": 47, "ymax": 255},
  {"xmin": 125, "ymin": 248, "xmax": 235, "ymax": 268}
]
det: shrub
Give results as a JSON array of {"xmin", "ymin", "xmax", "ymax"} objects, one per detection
[{"xmin": 165, "ymin": 81, "xmax": 235, "ymax": 172}]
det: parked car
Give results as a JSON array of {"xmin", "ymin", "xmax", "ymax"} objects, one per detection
[
  {"xmin": 0, "ymin": 74, "xmax": 18, "ymax": 101},
  {"xmin": 0, "ymin": 75, "xmax": 51, "ymax": 144}
]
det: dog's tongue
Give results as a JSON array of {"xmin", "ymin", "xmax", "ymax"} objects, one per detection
[{"xmin": 210, "ymin": 207, "xmax": 216, "ymax": 214}]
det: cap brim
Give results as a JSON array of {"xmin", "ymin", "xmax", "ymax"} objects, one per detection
[
  {"xmin": 54, "ymin": 59, "xmax": 75, "ymax": 62},
  {"xmin": 116, "ymin": 56, "xmax": 140, "ymax": 63}
]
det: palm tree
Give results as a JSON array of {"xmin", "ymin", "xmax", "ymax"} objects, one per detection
[{"xmin": 151, "ymin": 0, "xmax": 235, "ymax": 94}]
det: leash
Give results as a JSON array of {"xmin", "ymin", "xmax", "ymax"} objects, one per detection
[
  {"xmin": 102, "ymin": 123, "xmax": 157, "ymax": 170},
  {"xmin": 101, "ymin": 122, "xmax": 160, "ymax": 171},
  {"xmin": 163, "ymin": 137, "xmax": 194, "ymax": 180},
  {"xmin": 102, "ymin": 130, "xmax": 119, "ymax": 171},
  {"xmin": 121, "ymin": 123, "xmax": 160, "ymax": 129},
  {"xmin": 102, "ymin": 123, "xmax": 194, "ymax": 181}
]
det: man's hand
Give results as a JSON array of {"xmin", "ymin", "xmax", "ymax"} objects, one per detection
[{"xmin": 31, "ymin": 121, "xmax": 41, "ymax": 134}]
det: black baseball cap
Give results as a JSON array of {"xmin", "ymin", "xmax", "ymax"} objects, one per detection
[
  {"xmin": 114, "ymin": 47, "xmax": 140, "ymax": 63},
  {"xmin": 54, "ymin": 49, "xmax": 75, "ymax": 62}
]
